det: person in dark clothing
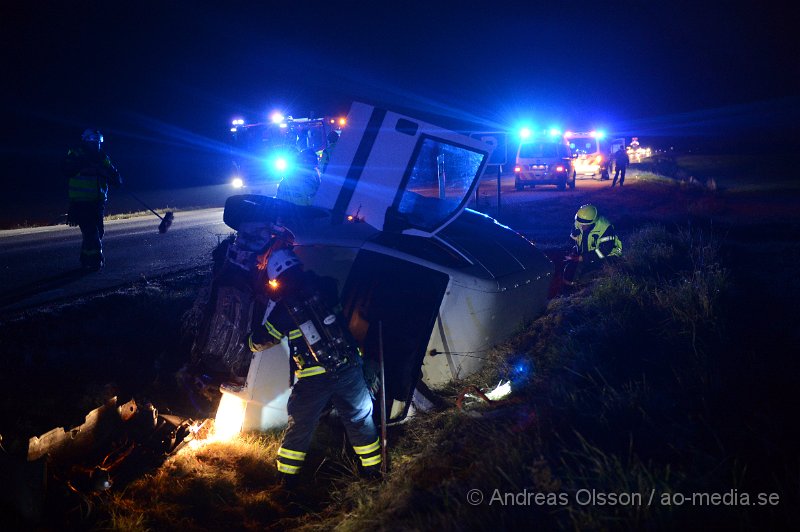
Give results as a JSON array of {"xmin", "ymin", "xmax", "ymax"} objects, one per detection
[
  {"xmin": 62, "ymin": 129, "xmax": 122, "ymax": 270},
  {"xmin": 247, "ymin": 248, "xmax": 382, "ymax": 484},
  {"xmin": 611, "ymin": 145, "xmax": 630, "ymax": 187}
]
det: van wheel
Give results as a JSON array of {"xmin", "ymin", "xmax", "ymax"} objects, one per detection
[
  {"xmin": 557, "ymin": 180, "xmax": 566, "ymax": 191},
  {"xmin": 515, "ymin": 181, "xmax": 524, "ymax": 191},
  {"xmin": 568, "ymin": 177, "xmax": 575, "ymax": 189}
]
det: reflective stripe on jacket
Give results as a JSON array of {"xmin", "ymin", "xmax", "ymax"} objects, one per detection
[
  {"xmin": 64, "ymin": 147, "xmax": 120, "ymax": 202},
  {"xmin": 570, "ymin": 216, "xmax": 622, "ymax": 259},
  {"xmin": 247, "ymin": 271, "xmax": 359, "ymax": 379},
  {"xmin": 275, "ymin": 169, "xmax": 321, "ymax": 206}
]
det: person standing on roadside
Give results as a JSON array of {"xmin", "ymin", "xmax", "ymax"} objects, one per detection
[
  {"xmin": 611, "ymin": 145, "xmax": 630, "ymax": 187},
  {"xmin": 62, "ymin": 129, "xmax": 122, "ymax": 271}
]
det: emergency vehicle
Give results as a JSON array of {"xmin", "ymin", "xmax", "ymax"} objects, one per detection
[
  {"xmin": 227, "ymin": 112, "xmax": 345, "ymax": 193},
  {"xmin": 626, "ymin": 137, "xmax": 652, "ymax": 163},
  {"xmin": 565, "ymin": 130, "xmax": 613, "ymax": 180},
  {"xmin": 514, "ymin": 131, "xmax": 575, "ymax": 190}
]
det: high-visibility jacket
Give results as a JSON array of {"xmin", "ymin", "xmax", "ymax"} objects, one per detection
[
  {"xmin": 63, "ymin": 146, "xmax": 121, "ymax": 202},
  {"xmin": 570, "ymin": 215, "xmax": 622, "ymax": 260},
  {"xmin": 320, "ymin": 141, "xmax": 337, "ymax": 174},
  {"xmin": 276, "ymin": 168, "xmax": 321, "ymax": 206}
]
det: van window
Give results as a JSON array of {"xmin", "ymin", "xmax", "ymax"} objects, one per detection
[
  {"xmin": 518, "ymin": 141, "xmax": 559, "ymax": 159},
  {"xmin": 394, "ymin": 137, "xmax": 485, "ymax": 233},
  {"xmin": 569, "ymin": 138, "xmax": 598, "ymax": 154}
]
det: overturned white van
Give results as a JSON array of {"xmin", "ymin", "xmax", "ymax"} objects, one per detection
[{"xmin": 193, "ymin": 102, "xmax": 553, "ymax": 429}]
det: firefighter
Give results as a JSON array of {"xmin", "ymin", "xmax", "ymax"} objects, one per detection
[
  {"xmin": 611, "ymin": 145, "xmax": 630, "ymax": 187},
  {"xmin": 563, "ymin": 204, "xmax": 622, "ymax": 287},
  {"xmin": 62, "ymin": 129, "xmax": 122, "ymax": 270},
  {"xmin": 320, "ymin": 130, "xmax": 339, "ymax": 174},
  {"xmin": 247, "ymin": 248, "xmax": 382, "ymax": 484},
  {"xmin": 276, "ymin": 149, "xmax": 321, "ymax": 206}
]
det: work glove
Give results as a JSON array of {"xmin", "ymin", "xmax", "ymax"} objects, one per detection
[
  {"xmin": 362, "ymin": 358, "xmax": 381, "ymax": 399},
  {"xmin": 247, "ymin": 329, "xmax": 273, "ymax": 352}
]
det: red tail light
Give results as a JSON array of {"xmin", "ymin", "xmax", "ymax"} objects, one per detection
[
  {"xmin": 556, "ymin": 166, "xmax": 564, "ymax": 172},
  {"xmin": 514, "ymin": 166, "xmax": 521, "ymax": 173}
]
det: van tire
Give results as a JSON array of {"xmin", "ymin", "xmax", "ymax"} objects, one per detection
[{"xmin": 557, "ymin": 180, "xmax": 566, "ymax": 191}]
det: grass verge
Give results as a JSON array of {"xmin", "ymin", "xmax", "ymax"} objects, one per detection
[{"xmin": 91, "ymin": 222, "xmax": 796, "ymax": 530}]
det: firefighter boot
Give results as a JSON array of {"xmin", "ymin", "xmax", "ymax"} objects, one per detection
[
  {"xmin": 360, "ymin": 464, "xmax": 383, "ymax": 482},
  {"xmin": 277, "ymin": 472, "xmax": 300, "ymax": 490}
]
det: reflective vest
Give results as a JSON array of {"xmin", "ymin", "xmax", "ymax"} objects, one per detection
[
  {"xmin": 276, "ymin": 169, "xmax": 321, "ymax": 206},
  {"xmin": 570, "ymin": 216, "xmax": 622, "ymax": 259},
  {"xmin": 320, "ymin": 142, "xmax": 336, "ymax": 174},
  {"xmin": 65, "ymin": 147, "xmax": 120, "ymax": 202}
]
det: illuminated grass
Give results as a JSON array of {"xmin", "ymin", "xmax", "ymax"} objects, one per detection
[
  {"xmin": 102, "ymin": 433, "xmax": 284, "ymax": 531},
  {"xmin": 105, "ymin": 207, "xmax": 180, "ymax": 222}
]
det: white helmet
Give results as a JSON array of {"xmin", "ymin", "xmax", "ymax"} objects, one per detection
[{"xmin": 267, "ymin": 248, "xmax": 301, "ymax": 280}]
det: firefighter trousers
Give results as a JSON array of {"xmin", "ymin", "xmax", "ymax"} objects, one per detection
[
  {"xmin": 612, "ymin": 165, "xmax": 627, "ymax": 186},
  {"xmin": 69, "ymin": 201, "xmax": 105, "ymax": 268},
  {"xmin": 276, "ymin": 362, "xmax": 381, "ymax": 476}
]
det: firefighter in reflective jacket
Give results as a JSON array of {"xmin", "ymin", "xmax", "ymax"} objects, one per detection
[
  {"xmin": 247, "ymin": 248, "xmax": 382, "ymax": 482},
  {"xmin": 563, "ymin": 204, "xmax": 622, "ymax": 286},
  {"xmin": 276, "ymin": 149, "xmax": 321, "ymax": 206},
  {"xmin": 62, "ymin": 128, "xmax": 122, "ymax": 270},
  {"xmin": 320, "ymin": 130, "xmax": 339, "ymax": 174}
]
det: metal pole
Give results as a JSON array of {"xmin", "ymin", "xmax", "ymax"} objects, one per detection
[
  {"xmin": 497, "ymin": 165, "xmax": 502, "ymax": 212},
  {"xmin": 378, "ymin": 321, "xmax": 388, "ymax": 474}
]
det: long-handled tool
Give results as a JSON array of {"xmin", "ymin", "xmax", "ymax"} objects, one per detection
[
  {"xmin": 126, "ymin": 192, "xmax": 174, "ymax": 233},
  {"xmin": 378, "ymin": 321, "xmax": 388, "ymax": 474}
]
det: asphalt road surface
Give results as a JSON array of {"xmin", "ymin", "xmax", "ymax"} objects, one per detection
[
  {"xmin": 472, "ymin": 172, "xmax": 608, "ymax": 208},
  {"xmin": 0, "ymin": 176, "xmax": 612, "ymax": 313},
  {"xmin": 0, "ymin": 208, "xmax": 227, "ymax": 312}
]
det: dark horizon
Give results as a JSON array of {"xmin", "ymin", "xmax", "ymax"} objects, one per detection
[{"xmin": 1, "ymin": 1, "xmax": 797, "ymax": 197}]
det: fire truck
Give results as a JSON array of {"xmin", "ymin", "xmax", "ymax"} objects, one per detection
[{"xmin": 227, "ymin": 112, "xmax": 346, "ymax": 194}]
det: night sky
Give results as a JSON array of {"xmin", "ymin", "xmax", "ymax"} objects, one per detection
[{"xmin": 1, "ymin": 0, "xmax": 797, "ymax": 196}]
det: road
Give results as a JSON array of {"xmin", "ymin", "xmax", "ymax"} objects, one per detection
[
  {"xmin": 472, "ymin": 172, "xmax": 608, "ymax": 206},
  {"xmin": 0, "ymin": 208, "xmax": 228, "ymax": 312},
  {"xmin": 0, "ymin": 175, "xmax": 613, "ymax": 312}
]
